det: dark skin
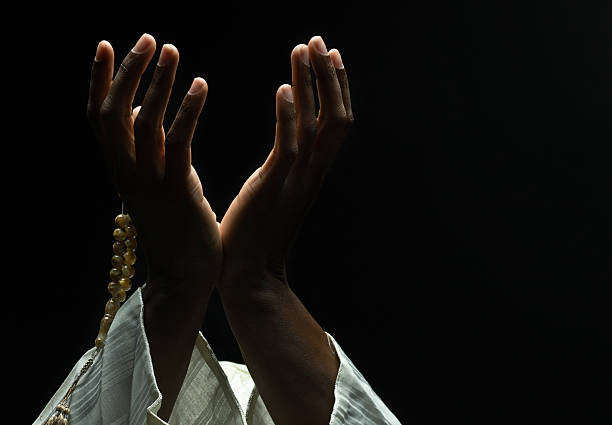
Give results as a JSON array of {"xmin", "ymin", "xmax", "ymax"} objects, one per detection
[{"xmin": 87, "ymin": 33, "xmax": 354, "ymax": 424}]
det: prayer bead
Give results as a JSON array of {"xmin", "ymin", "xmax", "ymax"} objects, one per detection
[
  {"xmin": 125, "ymin": 237, "xmax": 137, "ymax": 250},
  {"xmin": 115, "ymin": 214, "xmax": 131, "ymax": 228},
  {"xmin": 110, "ymin": 268, "xmax": 122, "ymax": 282},
  {"xmin": 105, "ymin": 299, "xmax": 120, "ymax": 316},
  {"xmin": 99, "ymin": 314, "xmax": 113, "ymax": 334},
  {"xmin": 108, "ymin": 281, "xmax": 122, "ymax": 295},
  {"xmin": 125, "ymin": 225, "xmax": 137, "ymax": 238},
  {"xmin": 113, "ymin": 228, "xmax": 127, "ymax": 241},
  {"xmin": 113, "ymin": 241, "xmax": 127, "ymax": 254},
  {"xmin": 119, "ymin": 277, "xmax": 131, "ymax": 291},
  {"xmin": 122, "ymin": 264, "xmax": 134, "ymax": 278},
  {"xmin": 112, "ymin": 289, "xmax": 127, "ymax": 303},
  {"xmin": 95, "ymin": 334, "xmax": 106, "ymax": 349},
  {"xmin": 111, "ymin": 255, "xmax": 124, "ymax": 268},
  {"xmin": 123, "ymin": 249, "xmax": 136, "ymax": 265},
  {"xmin": 94, "ymin": 212, "xmax": 136, "ymax": 351}
]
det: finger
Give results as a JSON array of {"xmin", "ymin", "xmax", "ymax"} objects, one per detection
[
  {"xmin": 290, "ymin": 44, "xmax": 317, "ymax": 161},
  {"xmin": 165, "ymin": 78, "xmax": 208, "ymax": 184},
  {"xmin": 308, "ymin": 41, "xmax": 353, "ymax": 181},
  {"xmin": 101, "ymin": 33, "xmax": 156, "ymax": 122},
  {"xmin": 132, "ymin": 105, "xmax": 142, "ymax": 120},
  {"xmin": 87, "ymin": 40, "xmax": 114, "ymax": 138},
  {"xmin": 133, "ymin": 103, "xmax": 167, "ymax": 150},
  {"xmin": 133, "ymin": 105, "xmax": 164, "ymax": 138},
  {"xmin": 134, "ymin": 44, "xmax": 179, "ymax": 179},
  {"xmin": 329, "ymin": 49, "xmax": 354, "ymax": 123},
  {"xmin": 308, "ymin": 36, "xmax": 346, "ymax": 124},
  {"xmin": 258, "ymin": 84, "xmax": 298, "ymax": 201}
]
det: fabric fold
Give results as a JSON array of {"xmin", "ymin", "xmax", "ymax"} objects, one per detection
[{"xmin": 35, "ymin": 287, "xmax": 401, "ymax": 425}]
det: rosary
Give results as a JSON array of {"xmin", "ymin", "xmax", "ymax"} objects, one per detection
[{"xmin": 45, "ymin": 204, "xmax": 137, "ymax": 425}]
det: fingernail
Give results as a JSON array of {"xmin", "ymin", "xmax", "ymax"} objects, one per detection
[
  {"xmin": 188, "ymin": 77, "xmax": 206, "ymax": 94},
  {"xmin": 298, "ymin": 45, "xmax": 310, "ymax": 67},
  {"xmin": 281, "ymin": 85, "xmax": 294, "ymax": 103},
  {"xmin": 132, "ymin": 33, "xmax": 153, "ymax": 54},
  {"xmin": 157, "ymin": 44, "xmax": 174, "ymax": 66},
  {"xmin": 330, "ymin": 49, "xmax": 344, "ymax": 69},
  {"xmin": 311, "ymin": 36, "xmax": 328, "ymax": 55}
]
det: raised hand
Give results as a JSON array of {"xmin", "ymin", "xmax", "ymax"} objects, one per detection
[
  {"xmin": 87, "ymin": 33, "xmax": 221, "ymax": 289},
  {"xmin": 218, "ymin": 35, "xmax": 354, "ymax": 294},
  {"xmin": 86, "ymin": 33, "xmax": 221, "ymax": 420},
  {"xmin": 217, "ymin": 35, "xmax": 354, "ymax": 425}
]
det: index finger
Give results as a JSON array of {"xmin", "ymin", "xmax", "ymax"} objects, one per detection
[
  {"xmin": 87, "ymin": 40, "xmax": 114, "ymax": 136},
  {"xmin": 308, "ymin": 36, "xmax": 346, "ymax": 122},
  {"xmin": 101, "ymin": 33, "xmax": 156, "ymax": 120}
]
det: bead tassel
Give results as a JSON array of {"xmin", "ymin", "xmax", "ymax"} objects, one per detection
[
  {"xmin": 47, "ymin": 210, "xmax": 137, "ymax": 425},
  {"xmin": 45, "ymin": 404, "xmax": 70, "ymax": 425}
]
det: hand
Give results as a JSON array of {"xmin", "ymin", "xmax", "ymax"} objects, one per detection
[
  {"xmin": 216, "ymin": 36, "xmax": 354, "ymax": 425},
  {"xmin": 86, "ymin": 33, "xmax": 221, "ymax": 420},
  {"xmin": 87, "ymin": 34, "xmax": 221, "ymax": 292},
  {"xmin": 218, "ymin": 35, "xmax": 354, "ymax": 296}
]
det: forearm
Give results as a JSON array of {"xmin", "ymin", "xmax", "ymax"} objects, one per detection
[
  {"xmin": 141, "ymin": 279, "xmax": 213, "ymax": 421},
  {"xmin": 219, "ymin": 278, "xmax": 339, "ymax": 425}
]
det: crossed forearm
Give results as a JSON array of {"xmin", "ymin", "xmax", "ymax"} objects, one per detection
[
  {"xmin": 90, "ymin": 32, "xmax": 352, "ymax": 425},
  {"xmin": 219, "ymin": 280, "xmax": 340, "ymax": 425},
  {"xmin": 143, "ymin": 277, "xmax": 338, "ymax": 425},
  {"xmin": 142, "ymin": 279, "xmax": 214, "ymax": 421}
]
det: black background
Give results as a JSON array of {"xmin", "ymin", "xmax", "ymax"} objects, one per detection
[{"xmin": 19, "ymin": 3, "xmax": 612, "ymax": 424}]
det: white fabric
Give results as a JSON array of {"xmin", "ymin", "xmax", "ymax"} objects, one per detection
[{"xmin": 35, "ymin": 287, "xmax": 401, "ymax": 425}]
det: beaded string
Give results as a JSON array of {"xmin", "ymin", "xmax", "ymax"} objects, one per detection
[
  {"xmin": 96, "ymin": 211, "xmax": 137, "ymax": 348},
  {"xmin": 45, "ymin": 203, "xmax": 137, "ymax": 425}
]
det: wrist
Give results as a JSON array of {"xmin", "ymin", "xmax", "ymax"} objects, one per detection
[
  {"xmin": 145, "ymin": 272, "xmax": 217, "ymax": 297},
  {"xmin": 217, "ymin": 270, "xmax": 290, "ymax": 315},
  {"xmin": 142, "ymin": 275, "xmax": 215, "ymax": 329}
]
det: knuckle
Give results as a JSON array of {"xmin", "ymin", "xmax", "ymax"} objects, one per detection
[
  {"xmin": 133, "ymin": 115, "xmax": 155, "ymax": 135},
  {"xmin": 117, "ymin": 53, "xmax": 143, "ymax": 80},
  {"xmin": 99, "ymin": 101, "xmax": 115, "ymax": 121},
  {"xmin": 321, "ymin": 59, "xmax": 337, "ymax": 81},
  {"xmin": 149, "ymin": 67, "xmax": 167, "ymax": 89},
  {"xmin": 320, "ymin": 107, "xmax": 348, "ymax": 128},
  {"xmin": 345, "ymin": 113, "xmax": 355, "ymax": 128},
  {"xmin": 300, "ymin": 70, "xmax": 313, "ymax": 89},
  {"xmin": 285, "ymin": 107, "xmax": 297, "ymax": 123},
  {"xmin": 118, "ymin": 57, "xmax": 132, "ymax": 75},
  {"xmin": 180, "ymin": 99, "xmax": 196, "ymax": 118},
  {"xmin": 301, "ymin": 121, "xmax": 318, "ymax": 140}
]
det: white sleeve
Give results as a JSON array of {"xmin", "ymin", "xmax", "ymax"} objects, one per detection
[
  {"xmin": 327, "ymin": 333, "xmax": 402, "ymax": 425},
  {"xmin": 34, "ymin": 287, "xmax": 164, "ymax": 425},
  {"xmin": 34, "ymin": 286, "xmax": 249, "ymax": 425},
  {"xmin": 35, "ymin": 287, "xmax": 400, "ymax": 425}
]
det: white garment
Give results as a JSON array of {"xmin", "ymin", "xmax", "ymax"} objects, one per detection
[{"xmin": 35, "ymin": 287, "xmax": 401, "ymax": 425}]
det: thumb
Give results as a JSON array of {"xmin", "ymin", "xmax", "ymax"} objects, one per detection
[{"xmin": 132, "ymin": 105, "xmax": 142, "ymax": 120}]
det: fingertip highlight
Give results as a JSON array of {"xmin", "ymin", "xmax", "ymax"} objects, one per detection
[
  {"xmin": 329, "ymin": 49, "xmax": 344, "ymax": 69},
  {"xmin": 279, "ymin": 84, "xmax": 294, "ymax": 103},
  {"xmin": 94, "ymin": 40, "xmax": 111, "ymax": 62},
  {"xmin": 188, "ymin": 77, "xmax": 207, "ymax": 94}
]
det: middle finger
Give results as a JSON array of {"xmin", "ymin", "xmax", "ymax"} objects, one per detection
[
  {"xmin": 308, "ymin": 36, "xmax": 346, "ymax": 124},
  {"xmin": 134, "ymin": 44, "xmax": 180, "ymax": 178},
  {"xmin": 102, "ymin": 33, "xmax": 156, "ymax": 121},
  {"xmin": 291, "ymin": 43, "xmax": 316, "ymax": 160}
]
